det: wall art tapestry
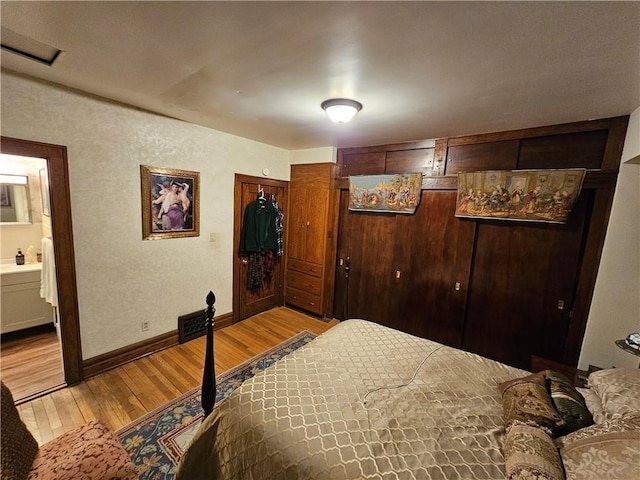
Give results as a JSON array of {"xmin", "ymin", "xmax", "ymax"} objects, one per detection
[
  {"xmin": 140, "ymin": 165, "xmax": 199, "ymax": 240},
  {"xmin": 349, "ymin": 173, "xmax": 423, "ymax": 214},
  {"xmin": 455, "ymin": 169, "xmax": 586, "ymax": 224}
]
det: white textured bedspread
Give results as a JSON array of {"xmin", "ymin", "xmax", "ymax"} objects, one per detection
[{"xmin": 176, "ymin": 319, "xmax": 527, "ymax": 479}]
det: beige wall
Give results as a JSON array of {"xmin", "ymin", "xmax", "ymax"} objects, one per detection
[
  {"xmin": 1, "ymin": 70, "xmax": 291, "ymax": 359},
  {"xmin": 579, "ymin": 106, "xmax": 640, "ymax": 369},
  {"xmin": 290, "ymin": 147, "xmax": 336, "ymax": 165}
]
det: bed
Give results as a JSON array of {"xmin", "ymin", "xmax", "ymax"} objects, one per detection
[{"xmin": 176, "ymin": 294, "xmax": 640, "ymax": 479}]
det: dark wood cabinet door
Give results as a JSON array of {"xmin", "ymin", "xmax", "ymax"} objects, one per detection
[
  {"xmin": 334, "ymin": 190, "xmax": 475, "ymax": 345},
  {"xmin": 461, "ymin": 193, "xmax": 590, "ymax": 369},
  {"xmin": 334, "ymin": 190, "xmax": 399, "ymax": 325},
  {"xmin": 393, "ymin": 190, "xmax": 475, "ymax": 346}
]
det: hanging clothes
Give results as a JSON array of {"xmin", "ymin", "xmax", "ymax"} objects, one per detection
[
  {"xmin": 247, "ymin": 252, "xmax": 264, "ymax": 290},
  {"xmin": 239, "ymin": 195, "xmax": 277, "ymax": 256},
  {"xmin": 271, "ymin": 193, "xmax": 285, "ymax": 257},
  {"xmin": 240, "ymin": 188, "xmax": 279, "ymax": 291}
]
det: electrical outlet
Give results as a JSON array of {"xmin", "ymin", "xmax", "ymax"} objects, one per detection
[{"xmin": 141, "ymin": 321, "xmax": 149, "ymax": 332}]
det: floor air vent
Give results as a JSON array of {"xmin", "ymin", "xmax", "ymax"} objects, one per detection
[{"xmin": 178, "ymin": 309, "xmax": 207, "ymax": 344}]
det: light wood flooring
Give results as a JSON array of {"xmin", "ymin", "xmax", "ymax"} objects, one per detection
[
  {"xmin": 0, "ymin": 326, "xmax": 65, "ymax": 403},
  {"xmin": 10, "ymin": 307, "xmax": 339, "ymax": 446}
]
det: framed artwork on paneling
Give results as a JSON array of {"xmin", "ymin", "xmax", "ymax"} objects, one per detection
[
  {"xmin": 349, "ymin": 173, "xmax": 423, "ymax": 214},
  {"xmin": 140, "ymin": 165, "xmax": 199, "ymax": 240},
  {"xmin": 455, "ymin": 169, "xmax": 586, "ymax": 224}
]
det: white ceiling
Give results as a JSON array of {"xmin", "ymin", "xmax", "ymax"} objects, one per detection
[{"xmin": 1, "ymin": 1, "xmax": 639, "ymax": 150}]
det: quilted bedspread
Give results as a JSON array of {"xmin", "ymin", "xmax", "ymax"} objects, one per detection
[{"xmin": 176, "ymin": 319, "xmax": 527, "ymax": 479}]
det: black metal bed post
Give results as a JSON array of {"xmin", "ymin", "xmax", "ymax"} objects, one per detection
[{"xmin": 202, "ymin": 291, "xmax": 216, "ymax": 418}]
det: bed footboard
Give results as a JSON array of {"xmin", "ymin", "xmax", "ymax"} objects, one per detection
[{"xmin": 201, "ymin": 290, "xmax": 216, "ymax": 418}]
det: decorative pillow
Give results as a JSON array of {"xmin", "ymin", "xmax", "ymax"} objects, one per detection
[
  {"xmin": 499, "ymin": 373, "xmax": 566, "ymax": 435},
  {"xmin": 556, "ymin": 414, "xmax": 640, "ymax": 480},
  {"xmin": 503, "ymin": 423, "xmax": 565, "ymax": 480},
  {"xmin": 541, "ymin": 370, "xmax": 593, "ymax": 434},
  {"xmin": 588, "ymin": 368, "xmax": 640, "ymax": 420},
  {"xmin": 576, "ymin": 387, "xmax": 606, "ymax": 424},
  {"xmin": 1, "ymin": 381, "xmax": 39, "ymax": 480}
]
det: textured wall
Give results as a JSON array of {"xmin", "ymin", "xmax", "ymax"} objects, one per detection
[
  {"xmin": 580, "ymin": 107, "xmax": 640, "ymax": 369},
  {"xmin": 1, "ymin": 71, "xmax": 290, "ymax": 359}
]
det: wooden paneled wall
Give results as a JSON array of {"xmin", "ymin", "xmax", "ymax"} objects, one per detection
[{"xmin": 333, "ymin": 116, "xmax": 628, "ymax": 370}]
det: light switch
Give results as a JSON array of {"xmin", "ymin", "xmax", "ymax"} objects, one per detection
[{"xmin": 209, "ymin": 232, "xmax": 217, "ymax": 242}]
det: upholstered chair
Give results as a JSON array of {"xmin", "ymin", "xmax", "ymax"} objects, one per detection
[{"xmin": 1, "ymin": 381, "xmax": 137, "ymax": 480}]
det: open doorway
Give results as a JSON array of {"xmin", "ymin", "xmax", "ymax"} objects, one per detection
[
  {"xmin": 0, "ymin": 137, "xmax": 83, "ymax": 402},
  {"xmin": 0, "ymin": 153, "xmax": 63, "ymax": 402}
]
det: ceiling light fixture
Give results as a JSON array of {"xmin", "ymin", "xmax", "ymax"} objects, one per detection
[{"xmin": 321, "ymin": 98, "xmax": 362, "ymax": 123}]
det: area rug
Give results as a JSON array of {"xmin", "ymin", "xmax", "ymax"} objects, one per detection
[{"xmin": 117, "ymin": 330, "xmax": 316, "ymax": 479}]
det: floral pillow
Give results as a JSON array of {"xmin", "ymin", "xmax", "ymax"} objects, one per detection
[
  {"xmin": 588, "ymin": 368, "xmax": 640, "ymax": 420},
  {"xmin": 576, "ymin": 386, "xmax": 606, "ymax": 424},
  {"xmin": 503, "ymin": 423, "xmax": 565, "ymax": 480},
  {"xmin": 556, "ymin": 414, "xmax": 640, "ymax": 480},
  {"xmin": 499, "ymin": 372, "xmax": 566, "ymax": 435}
]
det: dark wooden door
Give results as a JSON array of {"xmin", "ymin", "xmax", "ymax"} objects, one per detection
[
  {"xmin": 234, "ymin": 175, "xmax": 287, "ymax": 322},
  {"xmin": 334, "ymin": 189, "xmax": 475, "ymax": 346},
  {"xmin": 461, "ymin": 193, "xmax": 590, "ymax": 369},
  {"xmin": 393, "ymin": 190, "xmax": 475, "ymax": 345},
  {"xmin": 334, "ymin": 190, "xmax": 399, "ymax": 325}
]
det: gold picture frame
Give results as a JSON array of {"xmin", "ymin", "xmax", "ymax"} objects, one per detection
[{"xmin": 140, "ymin": 165, "xmax": 199, "ymax": 240}]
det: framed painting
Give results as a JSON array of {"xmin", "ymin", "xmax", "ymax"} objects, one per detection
[{"xmin": 140, "ymin": 165, "xmax": 199, "ymax": 240}]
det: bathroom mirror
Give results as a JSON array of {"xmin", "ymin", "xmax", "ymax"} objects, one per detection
[{"xmin": 0, "ymin": 174, "xmax": 32, "ymax": 224}]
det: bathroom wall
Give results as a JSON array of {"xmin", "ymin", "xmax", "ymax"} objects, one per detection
[{"xmin": 0, "ymin": 154, "xmax": 48, "ymax": 263}]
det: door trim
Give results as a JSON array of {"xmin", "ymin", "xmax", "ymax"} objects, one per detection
[
  {"xmin": 233, "ymin": 174, "xmax": 289, "ymax": 324},
  {"xmin": 1, "ymin": 136, "xmax": 83, "ymax": 384}
]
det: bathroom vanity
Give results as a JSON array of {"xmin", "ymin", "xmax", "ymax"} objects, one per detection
[{"xmin": 1, "ymin": 263, "xmax": 53, "ymax": 334}]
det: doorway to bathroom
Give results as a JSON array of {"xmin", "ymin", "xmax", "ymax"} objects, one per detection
[{"xmin": 0, "ymin": 137, "xmax": 82, "ymax": 402}]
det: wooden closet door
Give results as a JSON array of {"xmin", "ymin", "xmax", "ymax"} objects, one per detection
[
  {"xmin": 287, "ymin": 186, "xmax": 307, "ymax": 262},
  {"xmin": 461, "ymin": 193, "xmax": 590, "ymax": 370},
  {"xmin": 393, "ymin": 190, "xmax": 475, "ymax": 346},
  {"xmin": 304, "ymin": 188, "xmax": 329, "ymax": 266},
  {"xmin": 334, "ymin": 190, "xmax": 399, "ymax": 325}
]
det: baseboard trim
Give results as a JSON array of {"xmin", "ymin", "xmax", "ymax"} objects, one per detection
[{"xmin": 82, "ymin": 311, "xmax": 234, "ymax": 379}]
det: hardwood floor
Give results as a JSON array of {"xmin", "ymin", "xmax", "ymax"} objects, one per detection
[
  {"xmin": 12, "ymin": 307, "xmax": 339, "ymax": 446},
  {"xmin": 0, "ymin": 325, "xmax": 65, "ymax": 403}
]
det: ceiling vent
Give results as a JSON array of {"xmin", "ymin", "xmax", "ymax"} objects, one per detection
[{"xmin": 1, "ymin": 27, "xmax": 62, "ymax": 66}]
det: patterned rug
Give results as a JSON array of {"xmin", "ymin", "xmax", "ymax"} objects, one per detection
[{"xmin": 116, "ymin": 331, "xmax": 316, "ymax": 480}]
